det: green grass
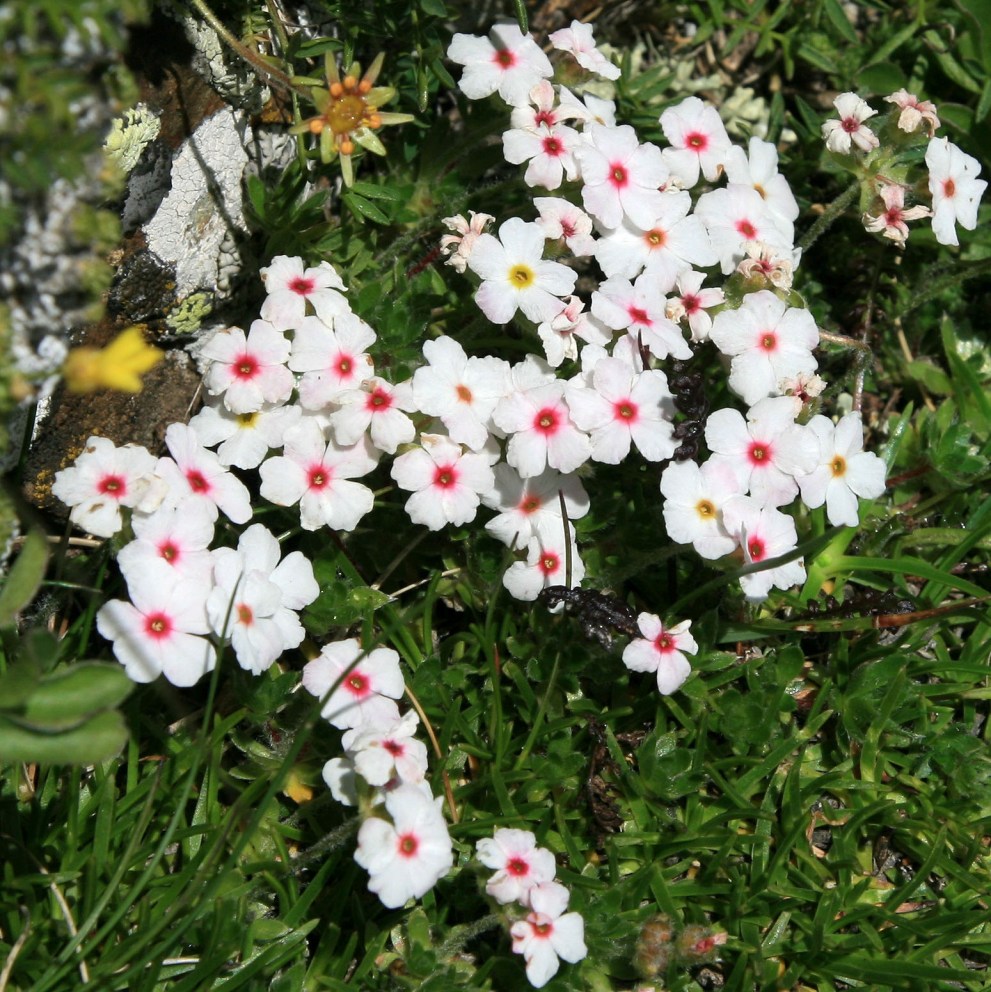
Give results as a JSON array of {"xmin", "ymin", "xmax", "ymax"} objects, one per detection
[{"xmin": 3, "ymin": 0, "xmax": 991, "ymax": 989}]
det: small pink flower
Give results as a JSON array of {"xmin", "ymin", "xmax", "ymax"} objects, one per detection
[
  {"xmin": 199, "ymin": 321, "xmax": 293, "ymax": 414},
  {"xmin": 622, "ymin": 613, "xmax": 697, "ymax": 694},
  {"xmin": 532, "ymin": 198, "xmax": 596, "ymax": 257},
  {"xmin": 549, "ymin": 19, "xmax": 619, "ymax": 80},
  {"xmin": 863, "ymin": 182, "xmax": 932, "ymax": 246},
  {"xmin": 289, "ymin": 312, "xmax": 376, "ymax": 410},
  {"xmin": 510, "ymin": 881, "xmax": 587, "ymax": 988},
  {"xmin": 885, "ymin": 89, "xmax": 940, "ymax": 135},
  {"xmin": 665, "ymin": 270, "xmax": 725, "ymax": 342},
  {"xmin": 476, "ymin": 828, "xmax": 557, "ymax": 905},
  {"xmin": 440, "ymin": 211, "xmax": 495, "ymax": 273},
  {"xmin": 259, "ymin": 255, "xmax": 349, "ymax": 331},
  {"xmin": 448, "ymin": 24, "xmax": 553, "ymax": 107},
  {"xmin": 659, "ymin": 96, "xmax": 732, "ymax": 188}
]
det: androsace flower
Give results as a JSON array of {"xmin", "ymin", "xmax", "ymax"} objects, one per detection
[
  {"xmin": 199, "ymin": 320, "xmax": 292, "ymax": 414},
  {"xmin": 302, "ymin": 638, "xmax": 405, "ymax": 730},
  {"xmin": 723, "ymin": 136, "xmax": 799, "ymax": 227},
  {"xmin": 722, "ymin": 495, "xmax": 807, "ymax": 600},
  {"xmin": 660, "ymin": 458, "xmax": 741, "ymax": 560},
  {"xmin": 885, "ymin": 89, "xmax": 940, "ymax": 135},
  {"xmin": 622, "ymin": 614, "xmax": 697, "ymax": 695},
  {"xmin": 532, "ymin": 198, "xmax": 596, "ymax": 257},
  {"xmin": 659, "ymin": 96, "xmax": 733, "ymax": 188},
  {"xmin": 502, "ymin": 527, "xmax": 585, "ymax": 601},
  {"xmin": 476, "ymin": 828, "xmax": 557, "ymax": 905},
  {"xmin": 821, "ymin": 92, "xmax": 879, "ymax": 154},
  {"xmin": 448, "ymin": 24, "xmax": 553, "ymax": 107},
  {"xmin": 440, "ymin": 211, "xmax": 495, "ymax": 273},
  {"xmin": 330, "ymin": 375, "xmax": 417, "ymax": 454},
  {"xmin": 665, "ymin": 270, "xmax": 725, "ymax": 343},
  {"xmin": 925, "ymin": 137, "xmax": 988, "ymax": 247},
  {"xmin": 260, "ymin": 255, "xmax": 350, "ymax": 331},
  {"xmin": 549, "ymin": 19, "xmax": 620, "ymax": 80},
  {"xmin": 289, "ymin": 312, "xmax": 377, "ymax": 410},
  {"xmin": 61, "ymin": 326, "xmax": 163, "ymax": 394},
  {"xmin": 344, "ymin": 711, "xmax": 429, "ymax": 788},
  {"xmin": 52, "ymin": 435, "xmax": 161, "ymax": 538},
  {"xmin": 862, "ymin": 182, "xmax": 932, "ymax": 247},
  {"xmin": 187, "ymin": 398, "xmax": 302, "ymax": 470},
  {"xmin": 510, "ymin": 881, "xmax": 587, "ymax": 988},
  {"xmin": 354, "ymin": 784, "xmax": 453, "ymax": 908},
  {"xmin": 469, "ymin": 217, "xmax": 575, "ymax": 324},
  {"xmin": 118, "ymin": 502, "xmax": 215, "ymax": 587},
  {"xmin": 502, "ymin": 121, "xmax": 581, "ymax": 190}
]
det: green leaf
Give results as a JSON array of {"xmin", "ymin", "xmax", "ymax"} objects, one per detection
[
  {"xmin": 924, "ymin": 29, "xmax": 982, "ymax": 93},
  {"xmin": 0, "ymin": 527, "xmax": 49, "ymax": 627},
  {"xmin": 823, "ymin": 0, "xmax": 858, "ymax": 44},
  {"xmin": 955, "ymin": 0, "xmax": 991, "ymax": 68},
  {"xmin": 19, "ymin": 662, "xmax": 132, "ymax": 729},
  {"xmin": 855, "ymin": 61, "xmax": 906, "ymax": 94},
  {"xmin": 348, "ymin": 180, "xmax": 405, "ymax": 203},
  {"xmin": 419, "ymin": 0, "xmax": 447, "ymax": 17},
  {"xmin": 905, "ymin": 358, "xmax": 952, "ymax": 395},
  {"xmin": 343, "ymin": 191, "xmax": 390, "ymax": 224},
  {"xmin": 0, "ymin": 709, "xmax": 128, "ymax": 764},
  {"xmin": 0, "ymin": 658, "xmax": 43, "ymax": 710}
]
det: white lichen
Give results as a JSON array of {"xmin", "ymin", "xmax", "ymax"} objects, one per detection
[
  {"xmin": 105, "ymin": 105, "xmax": 161, "ymax": 175},
  {"xmin": 144, "ymin": 107, "xmax": 249, "ymax": 296}
]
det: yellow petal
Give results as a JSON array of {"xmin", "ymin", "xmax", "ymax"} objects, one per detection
[{"xmin": 62, "ymin": 326, "xmax": 163, "ymax": 394}]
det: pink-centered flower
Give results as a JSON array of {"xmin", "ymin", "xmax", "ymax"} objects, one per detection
[
  {"xmin": 391, "ymin": 433, "xmax": 496, "ymax": 531},
  {"xmin": 289, "ymin": 312, "xmax": 376, "ymax": 410},
  {"xmin": 117, "ymin": 503, "xmax": 215, "ymax": 588},
  {"xmin": 885, "ymin": 89, "xmax": 940, "ymax": 135},
  {"xmin": 258, "ymin": 416, "xmax": 377, "ymax": 531},
  {"xmin": 591, "ymin": 275, "xmax": 691, "ymax": 360},
  {"xmin": 659, "ymin": 95, "xmax": 732, "ymax": 188},
  {"xmin": 665, "ymin": 269, "xmax": 725, "ymax": 343},
  {"xmin": 549, "ymin": 19, "xmax": 620, "ymax": 80},
  {"xmin": 622, "ymin": 614, "xmax": 697, "ymax": 695},
  {"xmin": 510, "ymin": 881, "xmax": 588, "ymax": 988},
  {"xmin": 344, "ymin": 711, "xmax": 429, "ymax": 788},
  {"xmin": 502, "ymin": 527, "xmax": 585, "ymax": 601},
  {"xmin": 862, "ymin": 182, "xmax": 932, "ymax": 247},
  {"xmin": 566, "ymin": 356, "xmax": 677, "ymax": 463},
  {"xmin": 574, "ymin": 124, "xmax": 669, "ymax": 230},
  {"xmin": 96, "ymin": 559, "xmax": 213, "ymax": 686},
  {"xmin": 440, "ymin": 211, "xmax": 495, "ymax": 273},
  {"xmin": 476, "ymin": 828, "xmax": 557, "ymax": 906},
  {"xmin": 709, "ymin": 290, "xmax": 819, "ymax": 405},
  {"xmin": 695, "ymin": 184, "xmax": 793, "ymax": 275},
  {"xmin": 723, "ymin": 136, "xmax": 799, "ymax": 227},
  {"xmin": 821, "ymin": 92, "xmax": 879, "ymax": 154},
  {"xmin": 448, "ymin": 24, "xmax": 553, "ymax": 107},
  {"xmin": 302, "ymin": 637, "xmax": 405, "ymax": 730},
  {"xmin": 187, "ymin": 398, "xmax": 302, "ymax": 470},
  {"xmin": 925, "ymin": 137, "xmax": 988, "ymax": 247},
  {"xmin": 51, "ymin": 436, "xmax": 161, "ymax": 538},
  {"xmin": 722, "ymin": 495, "xmax": 807, "ymax": 601},
  {"xmin": 329, "ymin": 376, "xmax": 417, "ymax": 454},
  {"xmin": 469, "ymin": 217, "xmax": 575, "ymax": 325},
  {"xmin": 259, "ymin": 255, "xmax": 349, "ymax": 331},
  {"xmin": 354, "ymin": 783, "xmax": 454, "ymax": 908},
  {"xmin": 503, "ymin": 122, "xmax": 581, "ymax": 190},
  {"xmin": 532, "ymin": 198, "xmax": 596, "ymax": 257},
  {"xmin": 199, "ymin": 320, "xmax": 292, "ymax": 414}
]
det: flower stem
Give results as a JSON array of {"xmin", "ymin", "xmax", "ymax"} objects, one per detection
[
  {"xmin": 185, "ymin": 0, "xmax": 307, "ymax": 97},
  {"xmin": 799, "ymin": 180, "xmax": 861, "ymax": 252}
]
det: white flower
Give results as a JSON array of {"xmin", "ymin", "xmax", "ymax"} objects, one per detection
[
  {"xmin": 52, "ymin": 436, "xmax": 160, "ymax": 538},
  {"xmin": 302, "ymin": 638, "xmax": 405, "ymax": 731},
  {"xmin": 354, "ymin": 784, "xmax": 454, "ymax": 908},
  {"xmin": 722, "ymin": 496, "xmax": 807, "ymax": 601},
  {"xmin": 862, "ymin": 182, "xmax": 932, "ymax": 247},
  {"xmin": 448, "ymin": 24, "xmax": 553, "ymax": 107},
  {"xmin": 118, "ymin": 503, "xmax": 215, "ymax": 587},
  {"xmin": 199, "ymin": 321, "xmax": 293, "ymax": 414},
  {"xmin": 665, "ymin": 270, "xmax": 725, "ymax": 343},
  {"xmin": 821, "ymin": 92, "xmax": 879, "ymax": 154},
  {"xmin": 469, "ymin": 217, "xmax": 575, "ymax": 324},
  {"xmin": 330, "ymin": 376, "xmax": 417, "ymax": 454},
  {"xmin": 96, "ymin": 559, "xmax": 214, "ymax": 686},
  {"xmin": 476, "ymin": 828, "xmax": 557, "ymax": 905},
  {"xmin": 344, "ymin": 711, "xmax": 429, "ymax": 788},
  {"xmin": 660, "ymin": 459, "xmax": 741, "ymax": 560},
  {"xmin": 259, "ymin": 255, "xmax": 349, "ymax": 331},
  {"xmin": 532, "ymin": 198, "xmax": 596, "ymax": 257},
  {"xmin": 797, "ymin": 412, "xmax": 886, "ymax": 526},
  {"xmin": 391, "ymin": 434, "xmax": 495, "ymax": 531},
  {"xmin": 723, "ymin": 136, "xmax": 799, "ymax": 226},
  {"xmin": 925, "ymin": 137, "xmax": 988, "ymax": 247},
  {"xmin": 510, "ymin": 881, "xmax": 587, "ymax": 988},
  {"xmin": 885, "ymin": 89, "xmax": 940, "ymax": 135},
  {"xmin": 207, "ymin": 523, "xmax": 318, "ymax": 675},
  {"xmin": 659, "ymin": 96, "xmax": 733, "ymax": 188},
  {"xmin": 503, "ymin": 122, "xmax": 581, "ymax": 190},
  {"xmin": 695, "ymin": 184, "xmax": 793, "ymax": 275},
  {"xmin": 289, "ymin": 313, "xmax": 377, "ymax": 410},
  {"xmin": 440, "ymin": 211, "xmax": 495, "ymax": 273},
  {"xmin": 502, "ymin": 528, "xmax": 584, "ymax": 601},
  {"xmin": 188, "ymin": 398, "xmax": 301, "ymax": 470},
  {"xmin": 549, "ymin": 19, "xmax": 620, "ymax": 79},
  {"xmin": 622, "ymin": 614, "xmax": 697, "ymax": 694}
]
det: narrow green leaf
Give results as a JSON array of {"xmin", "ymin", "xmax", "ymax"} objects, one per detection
[
  {"xmin": 343, "ymin": 192, "xmax": 390, "ymax": 224},
  {"xmin": 823, "ymin": 0, "xmax": 858, "ymax": 44},
  {"xmin": 21, "ymin": 662, "xmax": 132, "ymax": 728}
]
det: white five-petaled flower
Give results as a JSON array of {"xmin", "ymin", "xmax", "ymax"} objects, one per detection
[
  {"xmin": 199, "ymin": 320, "xmax": 293, "ymax": 414},
  {"xmin": 510, "ymin": 881, "xmax": 588, "ymax": 988},
  {"xmin": 659, "ymin": 95, "xmax": 733, "ymax": 188},
  {"xmin": 665, "ymin": 269, "xmax": 725, "ymax": 342},
  {"xmin": 821, "ymin": 92, "xmax": 879, "ymax": 154},
  {"xmin": 354, "ymin": 784, "xmax": 454, "ymax": 909},
  {"xmin": 289, "ymin": 312, "xmax": 377, "ymax": 410},
  {"xmin": 52, "ymin": 436, "xmax": 161, "ymax": 538},
  {"xmin": 622, "ymin": 614, "xmax": 698, "ymax": 695},
  {"xmin": 502, "ymin": 523, "xmax": 585, "ymax": 602},
  {"xmin": 660, "ymin": 458, "xmax": 742, "ymax": 560},
  {"xmin": 117, "ymin": 502, "xmax": 215, "ymax": 588},
  {"xmin": 259, "ymin": 255, "xmax": 349, "ymax": 331},
  {"xmin": 344, "ymin": 710, "xmax": 429, "ymax": 788},
  {"xmin": 575, "ymin": 124, "xmax": 669, "ymax": 230},
  {"xmin": 96, "ymin": 559, "xmax": 214, "ymax": 686},
  {"xmin": 187, "ymin": 398, "xmax": 302, "ymax": 470},
  {"xmin": 862, "ymin": 182, "xmax": 932, "ymax": 247},
  {"xmin": 258, "ymin": 416, "xmax": 378, "ymax": 532},
  {"xmin": 469, "ymin": 217, "xmax": 575, "ymax": 325},
  {"xmin": 476, "ymin": 828, "xmax": 557, "ymax": 906},
  {"xmin": 532, "ymin": 198, "xmax": 596, "ymax": 257},
  {"xmin": 330, "ymin": 376, "xmax": 417, "ymax": 454},
  {"xmin": 448, "ymin": 24, "xmax": 553, "ymax": 107},
  {"xmin": 391, "ymin": 433, "xmax": 496, "ymax": 531},
  {"xmin": 302, "ymin": 638, "xmax": 405, "ymax": 731},
  {"xmin": 440, "ymin": 211, "xmax": 495, "ymax": 273},
  {"xmin": 207, "ymin": 523, "xmax": 318, "ymax": 675},
  {"xmin": 709, "ymin": 291, "xmax": 819, "ymax": 406},
  {"xmin": 925, "ymin": 137, "xmax": 988, "ymax": 247},
  {"xmin": 723, "ymin": 136, "xmax": 799, "ymax": 227},
  {"xmin": 797, "ymin": 412, "xmax": 886, "ymax": 526},
  {"xmin": 885, "ymin": 89, "xmax": 940, "ymax": 135}
]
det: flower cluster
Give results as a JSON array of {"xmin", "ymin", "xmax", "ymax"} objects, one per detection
[
  {"xmin": 477, "ymin": 827, "xmax": 587, "ymax": 987},
  {"xmin": 821, "ymin": 89, "xmax": 987, "ymax": 248}
]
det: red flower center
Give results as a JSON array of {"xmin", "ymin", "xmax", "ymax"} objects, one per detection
[
  {"xmin": 748, "ymin": 537, "xmax": 766, "ymax": 560},
  {"xmin": 685, "ymin": 131, "xmax": 708, "ymax": 150},
  {"xmin": 384, "ymin": 739, "xmax": 404, "ymax": 756},
  {"xmin": 534, "ymin": 109, "xmax": 555, "ymax": 127},
  {"xmin": 943, "ymin": 178, "xmax": 956, "ymax": 198},
  {"xmin": 494, "ymin": 49, "xmax": 515, "ymax": 68},
  {"xmin": 534, "ymin": 921, "xmax": 553, "ymax": 937},
  {"xmin": 347, "ymin": 672, "xmax": 369, "ymax": 697},
  {"xmin": 98, "ymin": 475, "xmax": 126, "ymax": 497},
  {"xmin": 534, "ymin": 407, "xmax": 559, "ymax": 434},
  {"xmin": 368, "ymin": 388, "xmax": 391, "ymax": 410},
  {"xmin": 628, "ymin": 306, "xmax": 649, "ymax": 326},
  {"xmin": 144, "ymin": 612, "xmax": 172, "ymax": 639},
  {"xmin": 234, "ymin": 354, "xmax": 258, "ymax": 379},
  {"xmin": 682, "ymin": 293, "xmax": 700, "ymax": 314},
  {"xmin": 538, "ymin": 552, "xmax": 560, "ymax": 575},
  {"xmin": 336, "ymin": 355, "xmax": 353, "ymax": 376},
  {"xmin": 610, "ymin": 163, "xmax": 628, "ymax": 187},
  {"xmin": 736, "ymin": 219, "xmax": 758, "ymax": 239},
  {"xmin": 308, "ymin": 466, "xmax": 331, "ymax": 490},
  {"xmin": 506, "ymin": 856, "xmax": 530, "ymax": 877},
  {"xmin": 433, "ymin": 464, "xmax": 457, "ymax": 488},
  {"xmin": 288, "ymin": 276, "xmax": 315, "ymax": 296},
  {"xmin": 159, "ymin": 541, "xmax": 179, "ymax": 563},
  {"xmin": 748, "ymin": 442, "xmax": 771, "ymax": 465},
  {"xmin": 237, "ymin": 603, "xmax": 253, "ymax": 625},
  {"xmin": 519, "ymin": 495, "xmax": 541, "ymax": 513},
  {"xmin": 456, "ymin": 384, "xmax": 473, "ymax": 404},
  {"xmin": 654, "ymin": 633, "xmax": 674, "ymax": 652},
  {"xmin": 397, "ymin": 832, "xmax": 419, "ymax": 857},
  {"xmin": 560, "ymin": 220, "xmax": 575, "ymax": 238},
  {"xmin": 615, "ymin": 400, "xmax": 637, "ymax": 421},
  {"xmin": 186, "ymin": 469, "xmax": 209, "ymax": 493},
  {"xmin": 760, "ymin": 332, "xmax": 777, "ymax": 351},
  {"xmin": 840, "ymin": 116, "xmax": 861, "ymax": 134}
]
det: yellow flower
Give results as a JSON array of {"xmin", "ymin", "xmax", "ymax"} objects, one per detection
[
  {"xmin": 62, "ymin": 325, "xmax": 164, "ymax": 394},
  {"xmin": 293, "ymin": 52, "xmax": 413, "ymax": 185}
]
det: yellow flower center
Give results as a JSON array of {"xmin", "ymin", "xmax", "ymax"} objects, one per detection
[
  {"xmin": 327, "ymin": 93, "xmax": 369, "ymax": 137},
  {"xmin": 509, "ymin": 264, "xmax": 534, "ymax": 288},
  {"xmin": 830, "ymin": 454, "xmax": 847, "ymax": 477},
  {"xmin": 237, "ymin": 412, "xmax": 259, "ymax": 428},
  {"xmin": 695, "ymin": 499, "xmax": 716, "ymax": 519}
]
